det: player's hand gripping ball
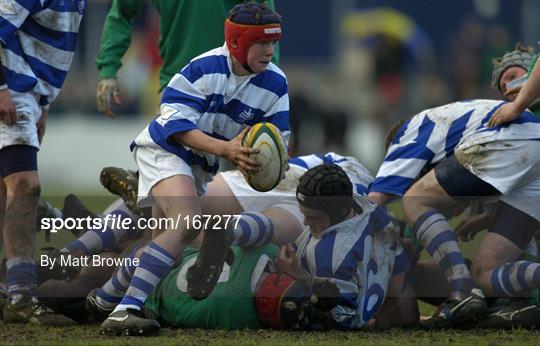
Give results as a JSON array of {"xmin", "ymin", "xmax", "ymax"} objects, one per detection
[{"xmin": 242, "ymin": 123, "xmax": 287, "ymax": 192}]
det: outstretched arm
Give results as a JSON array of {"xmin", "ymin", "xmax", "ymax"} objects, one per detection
[{"xmin": 488, "ymin": 56, "xmax": 540, "ymax": 127}]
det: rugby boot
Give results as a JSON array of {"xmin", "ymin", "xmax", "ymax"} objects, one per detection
[
  {"xmin": 187, "ymin": 228, "xmax": 231, "ymax": 300},
  {"xmin": 62, "ymin": 194, "xmax": 97, "ymax": 237},
  {"xmin": 85, "ymin": 288, "xmax": 114, "ymax": 323},
  {"xmin": 421, "ymin": 288, "xmax": 487, "ymax": 329},
  {"xmin": 3, "ymin": 295, "xmax": 76, "ymax": 326},
  {"xmin": 478, "ymin": 298, "xmax": 540, "ymax": 329},
  {"xmin": 99, "ymin": 167, "xmax": 150, "ymax": 218},
  {"xmin": 100, "ymin": 309, "xmax": 160, "ymax": 336}
]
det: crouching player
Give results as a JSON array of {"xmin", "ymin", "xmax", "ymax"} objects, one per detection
[
  {"xmin": 290, "ymin": 164, "xmax": 418, "ymax": 329},
  {"xmin": 369, "ymin": 99, "xmax": 540, "ymax": 328},
  {"xmin": 100, "ymin": 2, "xmax": 289, "ymax": 335},
  {"xmin": 144, "ymin": 164, "xmax": 418, "ymax": 330}
]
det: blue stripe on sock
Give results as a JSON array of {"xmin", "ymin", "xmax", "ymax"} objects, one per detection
[
  {"xmin": 111, "ymin": 275, "xmax": 125, "ymax": 292},
  {"xmin": 517, "ymin": 261, "xmax": 529, "ymax": 290},
  {"xmin": 237, "ymin": 218, "xmax": 251, "ymax": 245},
  {"xmin": 148, "ymin": 242, "xmax": 176, "ymax": 263},
  {"xmin": 138, "ymin": 253, "xmax": 172, "ymax": 278},
  {"xmin": 534, "ymin": 265, "xmax": 540, "ymax": 287},
  {"xmin": 411, "ymin": 209, "xmax": 440, "ymax": 236},
  {"xmin": 119, "ymin": 295, "xmax": 144, "ymax": 309},
  {"xmin": 6, "ymin": 262, "xmax": 38, "ymax": 294},
  {"xmin": 490, "ymin": 267, "xmax": 506, "ymax": 296},
  {"xmin": 97, "ymin": 288, "xmax": 122, "ymax": 304},
  {"xmin": 438, "ymin": 252, "xmax": 466, "ymax": 273},
  {"xmin": 425, "ymin": 230, "xmax": 458, "ymax": 257},
  {"xmin": 502, "ymin": 264, "xmax": 518, "ymax": 295},
  {"xmin": 121, "ymin": 247, "xmax": 139, "ymax": 278},
  {"xmin": 251, "ymin": 214, "xmax": 272, "ymax": 246},
  {"xmin": 130, "ymin": 276, "xmax": 155, "ymax": 295},
  {"xmin": 91, "ymin": 225, "xmax": 117, "ymax": 251}
]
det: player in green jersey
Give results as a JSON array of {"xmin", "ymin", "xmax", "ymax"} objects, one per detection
[{"xmin": 95, "ymin": 0, "xmax": 278, "ymax": 117}]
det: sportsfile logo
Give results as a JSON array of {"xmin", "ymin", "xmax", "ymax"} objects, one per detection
[{"xmin": 264, "ymin": 27, "xmax": 281, "ymax": 34}]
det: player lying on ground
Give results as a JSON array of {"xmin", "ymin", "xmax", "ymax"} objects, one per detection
[
  {"xmin": 31, "ymin": 152, "xmax": 373, "ymax": 322},
  {"xmin": 369, "ymin": 98, "xmax": 540, "ymax": 329},
  {"xmin": 100, "ymin": 164, "xmax": 418, "ymax": 330}
]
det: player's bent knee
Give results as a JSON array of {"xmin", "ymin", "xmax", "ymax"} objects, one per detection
[{"xmin": 401, "ymin": 192, "xmax": 423, "ymax": 223}]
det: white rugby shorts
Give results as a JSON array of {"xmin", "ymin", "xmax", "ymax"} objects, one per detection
[
  {"xmin": 0, "ymin": 91, "xmax": 43, "ymax": 150},
  {"xmin": 133, "ymin": 145, "xmax": 213, "ymax": 207},
  {"xmin": 219, "ymin": 165, "xmax": 305, "ymax": 224},
  {"xmin": 455, "ymin": 140, "xmax": 540, "ymax": 221}
]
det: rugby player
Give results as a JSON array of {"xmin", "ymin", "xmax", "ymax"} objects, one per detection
[
  {"xmin": 99, "ymin": 2, "xmax": 289, "ymax": 335},
  {"xmin": 369, "ymin": 99, "xmax": 540, "ymax": 328},
  {"xmin": 80, "ymin": 152, "xmax": 372, "ymax": 317},
  {"xmin": 489, "ymin": 43, "xmax": 540, "ymax": 126},
  {"xmin": 95, "ymin": 0, "xmax": 278, "ymax": 118},
  {"xmin": 114, "ymin": 164, "xmax": 417, "ymax": 330},
  {"xmin": 0, "ymin": 0, "xmax": 87, "ymax": 325}
]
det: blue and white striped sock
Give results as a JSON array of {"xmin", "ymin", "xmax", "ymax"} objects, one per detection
[
  {"xmin": 114, "ymin": 242, "xmax": 175, "ymax": 312},
  {"xmin": 6, "ymin": 258, "xmax": 38, "ymax": 299},
  {"xmin": 231, "ymin": 212, "xmax": 275, "ymax": 247},
  {"xmin": 413, "ymin": 209, "xmax": 474, "ymax": 298},
  {"xmin": 490, "ymin": 261, "xmax": 540, "ymax": 297},
  {"xmin": 96, "ymin": 247, "xmax": 140, "ymax": 309},
  {"xmin": 63, "ymin": 205, "xmax": 139, "ymax": 255}
]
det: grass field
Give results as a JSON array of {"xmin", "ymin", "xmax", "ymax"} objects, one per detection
[
  {"xmin": 1, "ymin": 324, "xmax": 539, "ymax": 345},
  {"xmin": 2, "ymin": 195, "xmax": 535, "ymax": 345}
]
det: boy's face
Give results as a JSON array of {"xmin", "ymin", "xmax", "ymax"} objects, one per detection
[
  {"xmin": 247, "ymin": 40, "xmax": 277, "ymax": 73},
  {"xmin": 299, "ymin": 204, "xmax": 330, "ymax": 237},
  {"xmin": 499, "ymin": 66, "xmax": 527, "ymax": 100}
]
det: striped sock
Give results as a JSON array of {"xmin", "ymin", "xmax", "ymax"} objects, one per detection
[
  {"xmin": 63, "ymin": 205, "xmax": 140, "ymax": 255},
  {"xmin": 96, "ymin": 247, "xmax": 140, "ymax": 309},
  {"xmin": 114, "ymin": 242, "xmax": 175, "ymax": 312},
  {"xmin": 490, "ymin": 261, "xmax": 540, "ymax": 297},
  {"xmin": 413, "ymin": 209, "xmax": 474, "ymax": 298},
  {"xmin": 6, "ymin": 258, "xmax": 38, "ymax": 299},
  {"xmin": 231, "ymin": 212, "xmax": 275, "ymax": 247}
]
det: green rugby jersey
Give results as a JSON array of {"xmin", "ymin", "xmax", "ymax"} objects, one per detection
[
  {"xmin": 145, "ymin": 244, "xmax": 278, "ymax": 329},
  {"xmin": 96, "ymin": 0, "xmax": 278, "ymax": 92}
]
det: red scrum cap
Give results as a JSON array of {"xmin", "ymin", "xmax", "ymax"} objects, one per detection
[
  {"xmin": 254, "ymin": 273, "xmax": 312, "ymax": 330},
  {"xmin": 225, "ymin": 1, "xmax": 282, "ymax": 66}
]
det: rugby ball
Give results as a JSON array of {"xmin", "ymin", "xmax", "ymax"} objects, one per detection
[{"xmin": 242, "ymin": 123, "xmax": 287, "ymax": 192}]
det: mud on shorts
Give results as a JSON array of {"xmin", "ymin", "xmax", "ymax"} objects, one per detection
[
  {"xmin": 436, "ymin": 140, "xmax": 540, "ymax": 248},
  {"xmin": 0, "ymin": 91, "xmax": 43, "ymax": 176},
  {"xmin": 133, "ymin": 145, "xmax": 214, "ymax": 208}
]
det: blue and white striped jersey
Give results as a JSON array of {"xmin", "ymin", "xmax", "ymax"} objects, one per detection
[
  {"xmin": 133, "ymin": 44, "xmax": 289, "ymax": 174},
  {"xmin": 290, "ymin": 152, "xmax": 373, "ymax": 195},
  {"xmin": 371, "ymin": 99, "xmax": 540, "ymax": 196},
  {"xmin": 0, "ymin": 0, "xmax": 86, "ymax": 106},
  {"xmin": 294, "ymin": 197, "xmax": 409, "ymax": 329}
]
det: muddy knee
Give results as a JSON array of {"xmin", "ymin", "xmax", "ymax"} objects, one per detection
[{"xmin": 5, "ymin": 172, "xmax": 41, "ymax": 197}]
